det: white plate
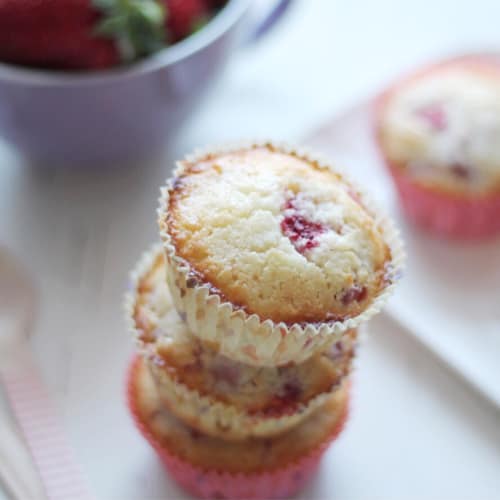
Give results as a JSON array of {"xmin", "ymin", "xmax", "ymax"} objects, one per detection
[{"xmin": 306, "ymin": 100, "xmax": 500, "ymax": 410}]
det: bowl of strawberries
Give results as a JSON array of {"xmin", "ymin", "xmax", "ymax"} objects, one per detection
[{"xmin": 0, "ymin": 0, "xmax": 292, "ymax": 166}]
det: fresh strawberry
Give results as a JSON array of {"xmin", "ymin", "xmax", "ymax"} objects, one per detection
[
  {"xmin": 206, "ymin": 0, "xmax": 226, "ymax": 8},
  {"xmin": 164, "ymin": 0, "xmax": 208, "ymax": 42},
  {"xmin": 0, "ymin": 0, "xmax": 166, "ymax": 70}
]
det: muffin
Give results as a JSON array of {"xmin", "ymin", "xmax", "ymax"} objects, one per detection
[
  {"xmin": 128, "ymin": 356, "xmax": 349, "ymax": 500},
  {"xmin": 376, "ymin": 58, "xmax": 500, "ymax": 238},
  {"xmin": 158, "ymin": 142, "xmax": 403, "ymax": 365},
  {"xmin": 126, "ymin": 246, "xmax": 356, "ymax": 440}
]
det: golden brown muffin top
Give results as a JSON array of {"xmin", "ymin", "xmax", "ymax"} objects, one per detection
[{"xmin": 164, "ymin": 144, "xmax": 392, "ymax": 324}]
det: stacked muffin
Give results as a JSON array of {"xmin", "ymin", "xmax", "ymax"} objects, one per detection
[{"xmin": 126, "ymin": 143, "xmax": 403, "ymax": 499}]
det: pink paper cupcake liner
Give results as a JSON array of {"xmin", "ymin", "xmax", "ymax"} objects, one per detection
[
  {"xmin": 374, "ymin": 54, "xmax": 500, "ymax": 239},
  {"xmin": 126, "ymin": 357, "xmax": 349, "ymax": 500},
  {"xmin": 388, "ymin": 164, "xmax": 500, "ymax": 239}
]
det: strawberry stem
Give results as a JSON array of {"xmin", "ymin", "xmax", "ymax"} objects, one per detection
[{"xmin": 93, "ymin": 0, "xmax": 166, "ymax": 63}]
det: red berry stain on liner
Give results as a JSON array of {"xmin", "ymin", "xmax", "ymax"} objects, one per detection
[
  {"xmin": 280, "ymin": 380, "xmax": 302, "ymax": 401},
  {"xmin": 255, "ymin": 380, "xmax": 303, "ymax": 418},
  {"xmin": 415, "ymin": 103, "xmax": 447, "ymax": 131},
  {"xmin": 281, "ymin": 196, "xmax": 326, "ymax": 254},
  {"xmin": 211, "ymin": 362, "xmax": 240, "ymax": 388}
]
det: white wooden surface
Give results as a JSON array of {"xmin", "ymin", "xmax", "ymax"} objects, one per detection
[{"xmin": 1, "ymin": 1, "xmax": 500, "ymax": 498}]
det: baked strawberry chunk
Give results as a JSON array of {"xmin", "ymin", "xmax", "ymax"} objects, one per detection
[{"xmin": 281, "ymin": 196, "xmax": 326, "ymax": 254}]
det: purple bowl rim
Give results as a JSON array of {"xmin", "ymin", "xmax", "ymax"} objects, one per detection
[{"xmin": 0, "ymin": 0, "xmax": 251, "ymax": 86}]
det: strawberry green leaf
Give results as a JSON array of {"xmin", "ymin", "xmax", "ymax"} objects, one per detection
[
  {"xmin": 191, "ymin": 16, "xmax": 209, "ymax": 35},
  {"xmin": 93, "ymin": 0, "xmax": 116, "ymax": 10},
  {"xmin": 93, "ymin": 0, "xmax": 166, "ymax": 63}
]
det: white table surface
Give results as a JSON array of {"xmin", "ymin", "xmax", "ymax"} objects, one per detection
[{"xmin": 1, "ymin": 1, "xmax": 500, "ymax": 499}]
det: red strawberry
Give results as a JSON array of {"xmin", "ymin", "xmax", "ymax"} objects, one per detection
[
  {"xmin": 164, "ymin": 0, "xmax": 208, "ymax": 42},
  {"xmin": 0, "ymin": 0, "xmax": 166, "ymax": 70},
  {"xmin": 206, "ymin": 0, "xmax": 226, "ymax": 8}
]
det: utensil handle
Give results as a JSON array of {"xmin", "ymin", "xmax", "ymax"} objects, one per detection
[
  {"xmin": 0, "ymin": 344, "xmax": 94, "ymax": 500},
  {"xmin": 0, "ymin": 409, "xmax": 46, "ymax": 499},
  {"xmin": 245, "ymin": 0, "xmax": 294, "ymax": 43}
]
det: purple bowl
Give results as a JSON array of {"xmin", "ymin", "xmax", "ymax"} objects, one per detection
[{"xmin": 0, "ymin": 0, "xmax": 292, "ymax": 166}]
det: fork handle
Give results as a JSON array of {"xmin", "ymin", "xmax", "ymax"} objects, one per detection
[{"xmin": 0, "ymin": 343, "xmax": 94, "ymax": 500}]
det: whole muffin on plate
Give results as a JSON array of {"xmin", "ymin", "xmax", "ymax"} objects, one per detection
[
  {"xmin": 125, "ymin": 246, "xmax": 356, "ymax": 441},
  {"xmin": 127, "ymin": 356, "xmax": 349, "ymax": 500},
  {"xmin": 158, "ymin": 142, "xmax": 403, "ymax": 366},
  {"xmin": 376, "ymin": 58, "xmax": 500, "ymax": 238}
]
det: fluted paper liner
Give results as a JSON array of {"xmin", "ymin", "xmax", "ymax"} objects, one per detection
[
  {"xmin": 387, "ymin": 162, "xmax": 500, "ymax": 238},
  {"xmin": 124, "ymin": 245, "xmax": 355, "ymax": 441},
  {"xmin": 158, "ymin": 141, "xmax": 405, "ymax": 366},
  {"xmin": 148, "ymin": 353, "xmax": 349, "ymax": 441},
  {"xmin": 127, "ymin": 357, "xmax": 350, "ymax": 500}
]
